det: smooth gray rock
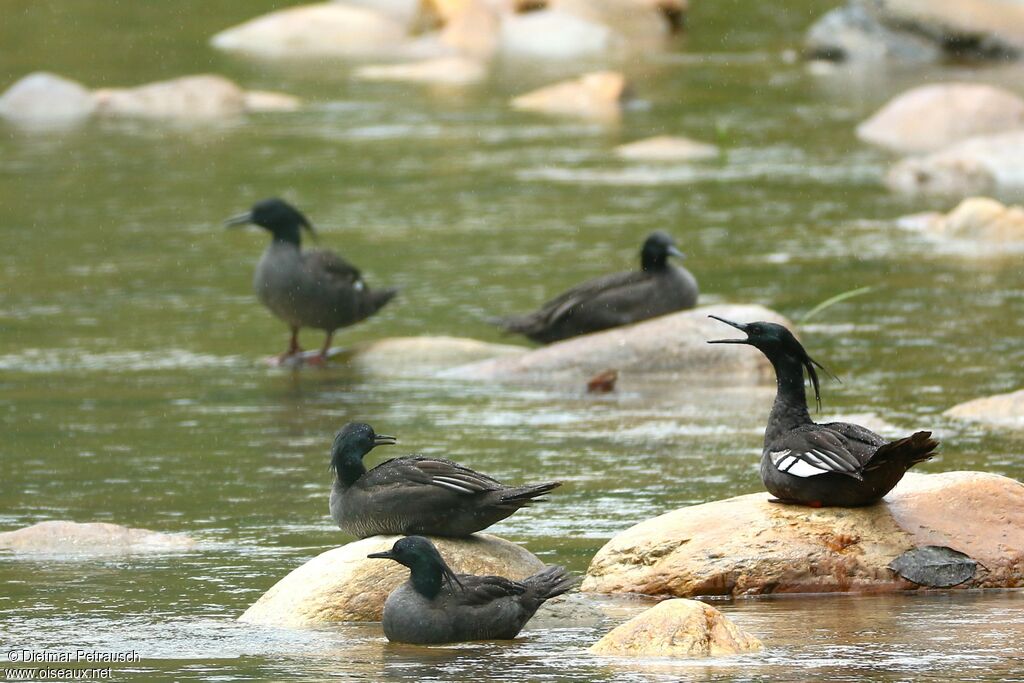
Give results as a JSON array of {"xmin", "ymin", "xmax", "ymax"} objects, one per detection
[{"xmin": 0, "ymin": 72, "xmax": 96, "ymax": 125}]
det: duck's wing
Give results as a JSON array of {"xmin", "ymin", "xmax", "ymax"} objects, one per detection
[
  {"xmin": 538, "ymin": 270, "xmax": 651, "ymax": 326},
  {"xmin": 767, "ymin": 428, "xmax": 866, "ymax": 480},
  {"xmin": 819, "ymin": 421, "xmax": 887, "ymax": 449},
  {"xmin": 304, "ymin": 249, "xmax": 365, "ymax": 290},
  {"xmin": 364, "ymin": 457, "xmax": 504, "ymax": 495},
  {"xmin": 452, "ymin": 574, "xmax": 527, "ymax": 605}
]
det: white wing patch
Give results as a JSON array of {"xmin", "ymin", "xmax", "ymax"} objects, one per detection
[
  {"xmin": 354, "ymin": 279, "xmax": 365, "ymax": 291},
  {"xmin": 771, "ymin": 448, "xmax": 863, "ymax": 479}
]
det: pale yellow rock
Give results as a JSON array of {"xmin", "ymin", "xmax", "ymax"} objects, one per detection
[
  {"xmin": 589, "ymin": 599, "xmax": 762, "ymax": 657},
  {"xmin": 582, "ymin": 471, "xmax": 1024, "ymax": 597},
  {"xmin": 0, "ymin": 521, "xmax": 195, "ymax": 554},
  {"xmin": 898, "ymin": 197, "xmax": 1024, "ymax": 243},
  {"xmin": 886, "ymin": 130, "xmax": 1024, "ymax": 196},
  {"xmin": 946, "ymin": 388, "xmax": 1024, "ymax": 427},
  {"xmin": 434, "ymin": 0, "xmax": 501, "ymax": 58},
  {"xmin": 341, "ymin": 335, "xmax": 524, "ymax": 375},
  {"xmin": 885, "ymin": 0, "xmax": 1024, "ymax": 53},
  {"xmin": 446, "ymin": 304, "xmax": 789, "ymax": 384},
  {"xmin": 857, "ymin": 83, "xmax": 1024, "ymax": 154},
  {"xmin": 238, "ymin": 534, "xmax": 545, "ymax": 625},
  {"xmin": 615, "ymin": 135, "xmax": 720, "ymax": 161},
  {"xmin": 354, "ymin": 57, "xmax": 486, "ymax": 85},
  {"xmin": 93, "ymin": 75, "xmax": 242, "ymax": 119},
  {"xmin": 210, "ymin": 3, "xmax": 410, "ymax": 58},
  {"xmin": 511, "ymin": 71, "xmax": 632, "ymax": 121},
  {"xmin": 243, "ymin": 90, "xmax": 302, "ymax": 112}
]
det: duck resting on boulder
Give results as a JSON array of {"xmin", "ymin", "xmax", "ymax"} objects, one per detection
[
  {"xmin": 225, "ymin": 198, "xmax": 397, "ymax": 365},
  {"xmin": 491, "ymin": 231, "xmax": 698, "ymax": 344},
  {"xmin": 329, "ymin": 422, "xmax": 561, "ymax": 538},
  {"xmin": 368, "ymin": 535, "xmax": 575, "ymax": 644},
  {"xmin": 708, "ymin": 317, "xmax": 938, "ymax": 507}
]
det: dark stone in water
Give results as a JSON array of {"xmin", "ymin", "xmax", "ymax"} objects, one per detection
[{"xmin": 888, "ymin": 545, "xmax": 977, "ymax": 588}]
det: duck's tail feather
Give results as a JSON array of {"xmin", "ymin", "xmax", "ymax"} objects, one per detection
[
  {"xmin": 487, "ymin": 313, "xmax": 542, "ymax": 338},
  {"xmin": 497, "ymin": 481, "xmax": 562, "ymax": 508},
  {"xmin": 524, "ymin": 565, "xmax": 577, "ymax": 602},
  {"xmin": 864, "ymin": 430, "xmax": 939, "ymax": 473}
]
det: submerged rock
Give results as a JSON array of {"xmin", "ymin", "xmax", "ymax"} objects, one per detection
[
  {"xmin": 354, "ymin": 57, "xmax": 486, "ymax": 85},
  {"xmin": 0, "ymin": 72, "xmax": 96, "ymax": 125},
  {"xmin": 510, "ymin": 71, "xmax": 633, "ymax": 121},
  {"xmin": 804, "ymin": 0, "xmax": 1024, "ymax": 64},
  {"xmin": 886, "ymin": 130, "xmax": 1024, "ymax": 196},
  {"xmin": 94, "ymin": 75, "xmax": 299, "ymax": 119},
  {"xmin": 582, "ymin": 471, "xmax": 1024, "ymax": 597},
  {"xmin": 898, "ymin": 197, "xmax": 1024, "ymax": 243},
  {"xmin": 857, "ymin": 83, "xmax": 1024, "ymax": 154},
  {"xmin": 946, "ymin": 388, "xmax": 1024, "ymax": 427},
  {"xmin": 238, "ymin": 534, "xmax": 545, "ymax": 625},
  {"xmin": 445, "ymin": 305, "xmax": 789, "ymax": 384},
  {"xmin": 614, "ymin": 135, "xmax": 719, "ymax": 161},
  {"xmin": 210, "ymin": 3, "xmax": 411, "ymax": 58},
  {"xmin": 0, "ymin": 521, "xmax": 195, "ymax": 554},
  {"xmin": 589, "ymin": 599, "xmax": 763, "ymax": 657}
]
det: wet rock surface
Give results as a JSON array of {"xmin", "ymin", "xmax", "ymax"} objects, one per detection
[
  {"xmin": 589, "ymin": 599, "xmax": 763, "ymax": 657},
  {"xmin": 445, "ymin": 305, "xmax": 789, "ymax": 384},
  {"xmin": 582, "ymin": 471, "xmax": 1024, "ymax": 597},
  {"xmin": 614, "ymin": 135, "xmax": 720, "ymax": 161},
  {"xmin": 238, "ymin": 533, "xmax": 546, "ymax": 625},
  {"xmin": 805, "ymin": 0, "xmax": 1024, "ymax": 64},
  {"xmin": 0, "ymin": 72, "xmax": 96, "ymax": 125},
  {"xmin": 886, "ymin": 130, "xmax": 1024, "ymax": 196},
  {"xmin": 354, "ymin": 57, "xmax": 486, "ymax": 85},
  {"xmin": 898, "ymin": 197, "xmax": 1024, "ymax": 243},
  {"xmin": 510, "ymin": 71, "xmax": 633, "ymax": 121},
  {"xmin": 946, "ymin": 388, "xmax": 1024, "ymax": 427},
  {"xmin": 339, "ymin": 335, "xmax": 524, "ymax": 375},
  {"xmin": 0, "ymin": 521, "xmax": 195, "ymax": 555}
]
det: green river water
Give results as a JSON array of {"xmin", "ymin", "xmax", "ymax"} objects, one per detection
[{"xmin": 2, "ymin": 1, "xmax": 1023, "ymax": 681}]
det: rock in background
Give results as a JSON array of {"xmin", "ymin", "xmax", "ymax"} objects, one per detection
[{"xmin": 0, "ymin": 521, "xmax": 195, "ymax": 555}]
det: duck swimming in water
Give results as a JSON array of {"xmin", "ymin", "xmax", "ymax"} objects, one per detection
[
  {"xmin": 329, "ymin": 423, "xmax": 561, "ymax": 538},
  {"xmin": 368, "ymin": 535, "xmax": 575, "ymax": 644},
  {"xmin": 708, "ymin": 317, "xmax": 938, "ymax": 507},
  {"xmin": 492, "ymin": 231, "xmax": 698, "ymax": 344},
  {"xmin": 225, "ymin": 198, "xmax": 397, "ymax": 365}
]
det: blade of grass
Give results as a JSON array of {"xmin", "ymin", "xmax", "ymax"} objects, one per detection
[{"xmin": 799, "ymin": 286, "xmax": 873, "ymax": 324}]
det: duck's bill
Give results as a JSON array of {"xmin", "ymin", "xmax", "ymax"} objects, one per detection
[
  {"xmin": 223, "ymin": 212, "xmax": 253, "ymax": 228},
  {"xmin": 373, "ymin": 435, "xmax": 397, "ymax": 446},
  {"xmin": 667, "ymin": 245, "xmax": 686, "ymax": 259},
  {"xmin": 367, "ymin": 550, "xmax": 395, "ymax": 560},
  {"xmin": 707, "ymin": 315, "xmax": 749, "ymax": 344}
]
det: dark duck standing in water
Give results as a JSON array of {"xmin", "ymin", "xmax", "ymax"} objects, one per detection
[
  {"xmin": 368, "ymin": 536, "xmax": 575, "ymax": 644},
  {"xmin": 329, "ymin": 423, "xmax": 561, "ymax": 538},
  {"xmin": 492, "ymin": 231, "xmax": 698, "ymax": 344},
  {"xmin": 225, "ymin": 198, "xmax": 397, "ymax": 365},
  {"xmin": 708, "ymin": 317, "xmax": 938, "ymax": 507}
]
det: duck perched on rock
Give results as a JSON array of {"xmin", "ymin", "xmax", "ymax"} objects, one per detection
[
  {"xmin": 491, "ymin": 231, "xmax": 698, "ymax": 344},
  {"xmin": 225, "ymin": 198, "xmax": 397, "ymax": 365},
  {"xmin": 329, "ymin": 423, "xmax": 561, "ymax": 537},
  {"xmin": 708, "ymin": 317, "xmax": 938, "ymax": 507},
  {"xmin": 368, "ymin": 535, "xmax": 575, "ymax": 644}
]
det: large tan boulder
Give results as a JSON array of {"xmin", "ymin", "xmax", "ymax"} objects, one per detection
[
  {"xmin": 886, "ymin": 130, "xmax": 1024, "ymax": 196},
  {"xmin": 93, "ymin": 75, "xmax": 299, "ymax": 119},
  {"xmin": 238, "ymin": 534, "xmax": 545, "ymax": 625},
  {"xmin": 946, "ymin": 388, "xmax": 1024, "ymax": 427},
  {"xmin": 583, "ymin": 471, "xmax": 1024, "ymax": 597},
  {"xmin": 0, "ymin": 521, "xmax": 195, "ymax": 554},
  {"xmin": 210, "ymin": 3, "xmax": 411, "ymax": 58},
  {"xmin": 898, "ymin": 197, "xmax": 1024, "ymax": 243},
  {"xmin": 511, "ymin": 71, "xmax": 632, "ymax": 121},
  {"xmin": 445, "ymin": 305, "xmax": 789, "ymax": 384},
  {"xmin": 0, "ymin": 72, "xmax": 96, "ymax": 125},
  {"xmin": 589, "ymin": 599, "xmax": 762, "ymax": 657},
  {"xmin": 338, "ymin": 335, "xmax": 524, "ymax": 375},
  {"xmin": 885, "ymin": 0, "xmax": 1024, "ymax": 54},
  {"xmin": 857, "ymin": 83, "xmax": 1024, "ymax": 154},
  {"xmin": 354, "ymin": 57, "xmax": 486, "ymax": 85},
  {"xmin": 615, "ymin": 135, "xmax": 720, "ymax": 161},
  {"xmin": 434, "ymin": 0, "xmax": 501, "ymax": 58}
]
